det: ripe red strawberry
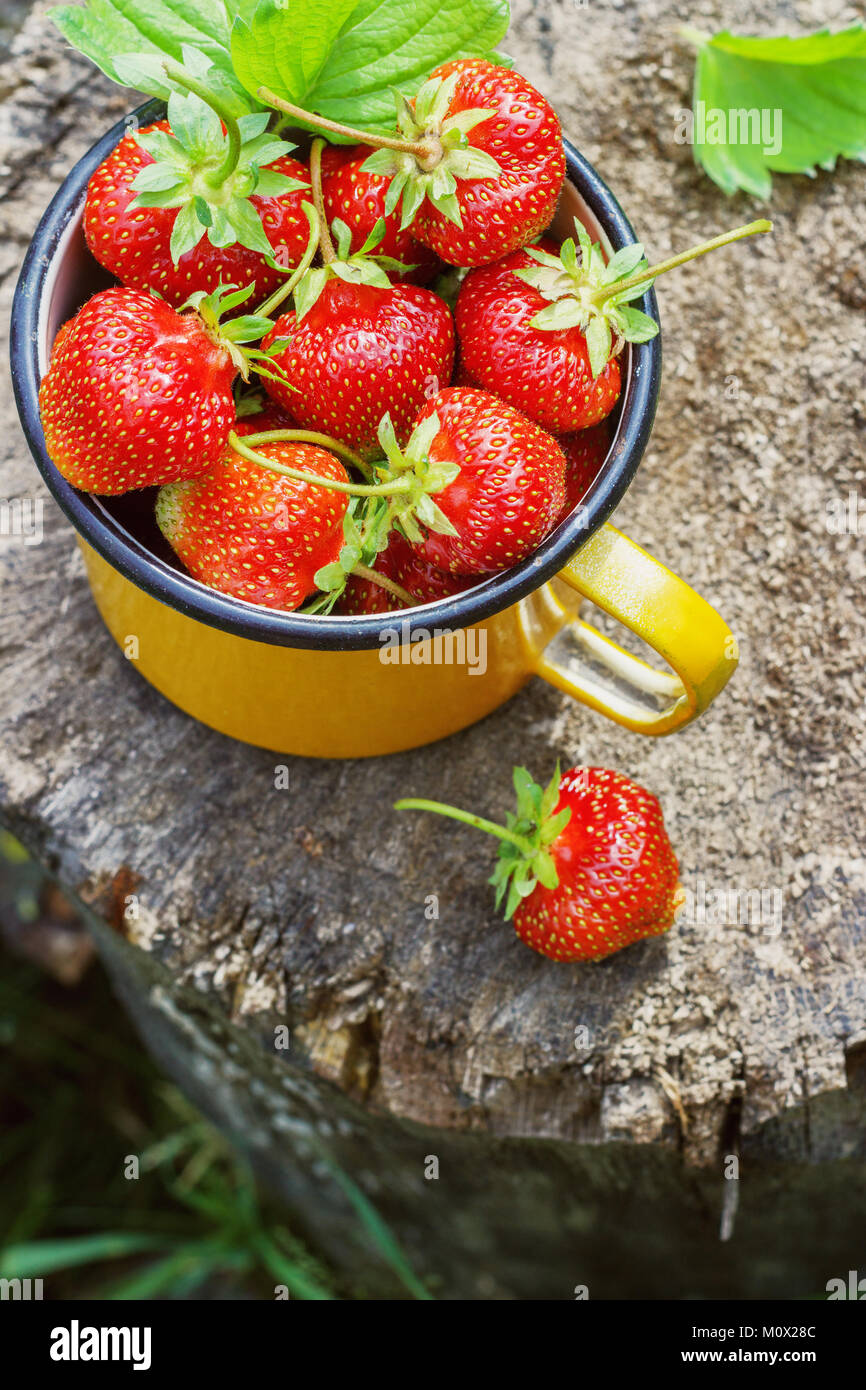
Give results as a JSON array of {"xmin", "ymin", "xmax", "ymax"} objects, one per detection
[
  {"xmin": 85, "ymin": 117, "xmax": 310, "ymax": 308},
  {"xmin": 156, "ymin": 438, "xmax": 349, "ymax": 610},
  {"xmin": 262, "ymin": 279, "xmax": 454, "ymax": 458},
  {"xmin": 396, "ymin": 765, "xmax": 683, "ymax": 963},
  {"xmin": 394, "ymin": 387, "xmax": 566, "ymax": 575},
  {"xmin": 554, "ymin": 422, "xmax": 612, "ymax": 525},
  {"xmin": 359, "ymin": 60, "xmax": 565, "ymax": 267},
  {"xmin": 451, "ymin": 354, "xmax": 481, "ymax": 387},
  {"xmin": 339, "ymin": 530, "xmax": 476, "ymax": 613},
  {"xmin": 232, "ymin": 402, "xmax": 300, "ymax": 436},
  {"xmin": 456, "ymin": 240, "xmax": 623, "ymax": 433},
  {"xmin": 457, "ymin": 217, "xmax": 774, "ymax": 432},
  {"xmin": 321, "ymin": 143, "xmax": 439, "ymax": 284},
  {"xmin": 38, "ymin": 286, "xmax": 239, "ymax": 494},
  {"xmin": 263, "ymin": 60, "xmax": 563, "ymax": 268}
]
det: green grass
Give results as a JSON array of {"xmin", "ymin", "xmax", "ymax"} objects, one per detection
[{"xmin": 0, "ymin": 834, "xmax": 430, "ymax": 1300}]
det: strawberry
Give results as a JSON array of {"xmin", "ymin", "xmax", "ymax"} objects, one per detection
[
  {"xmin": 381, "ymin": 388, "xmax": 567, "ymax": 575},
  {"xmin": 451, "ymin": 353, "xmax": 481, "ymax": 387},
  {"xmin": 261, "ymin": 195, "xmax": 454, "ymax": 457},
  {"xmin": 405, "ymin": 60, "xmax": 565, "ymax": 266},
  {"xmin": 396, "ymin": 766, "xmax": 683, "ymax": 963},
  {"xmin": 321, "ymin": 143, "xmax": 440, "ymax": 284},
  {"xmin": 156, "ymin": 437, "xmax": 349, "ymax": 611},
  {"xmin": 261, "ymin": 59, "xmax": 564, "ymax": 267},
  {"xmin": 38, "ymin": 285, "xmax": 262, "ymax": 494},
  {"xmin": 554, "ymin": 422, "xmax": 612, "ymax": 525},
  {"xmin": 232, "ymin": 401, "xmax": 300, "ymax": 436},
  {"xmin": 338, "ymin": 530, "xmax": 476, "ymax": 613},
  {"xmin": 456, "ymin": 238, "xmax": 623, "ymax": 433},
  {"xmin": 457, "ymin": 218, "xmax": 773, "ymax": 432},
  {"xmin": 230, "ymin": 393, "xmax": 565, "ymax": 589},
  {"xmin": 85, "ymin": 89, "xmax": 310, "ymax": 309}
]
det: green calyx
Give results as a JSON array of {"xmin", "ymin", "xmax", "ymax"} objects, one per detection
[
  {"xmin": 368, "ymin": 411, "xmax": 460, "ymax": 544},
  {"xmin": 293, "ymin": 216, "xmax": 410, "ymax": 320},
  {"xmin": 183, "ymin": 282, "xmax": 281, "ymax": 382},
  {"xmin": 516, "ymin": 216, "xmax": 774, "ymax": 379},
  {"xmin": 227, "ymin": 411, "xmax": 461, "ymax": 549},
  {"xmin": 306, "ymin": 496, "xmax": 411, "ymax": 614},
  {"xmin": 222, "ymin": 423, "xmax": 418, "ymax": 613},
  {"xmin": 395, "ymin": 765, "xmax": 572, "ymax": 920},
  {"xmin": 129, "ymin": 59, "xmax": 308, "ymax": 267},
  {"xmin": 515, "ymin": 218, "xmax": 659, "ymax": 380},
  {"xmin": 359, "ymin": 72, "xmax": 502, "ymax": 230}
]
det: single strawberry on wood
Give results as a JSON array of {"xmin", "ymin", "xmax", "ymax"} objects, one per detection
[{"xmin": 396, "ymin": 765, "xmax": 683, "ymax": 962}]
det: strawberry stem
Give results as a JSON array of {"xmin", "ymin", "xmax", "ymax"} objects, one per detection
[
  {"xmin": 591, "ymin": 218, "xmax": 772, "ymax": 306},
  {"xmin": 393, "ymin": 798, "xmax": 532, "ymax": 853},
  {"xmin": 309, "ymin": 139, "xmax": 335, "ymax": 264},
  {"xmin": 352, "ymin": 562, "xmax": 412, "ymax": 607},
  {"xmin": 678, "ymin": 24, "xmax": 712, "ymax": 46},
  {"xmin": 257, "ymin": 87, "xmax": 440, "ymax": 167},
  {"xmin": 162, "ymin": 60, "xmax": 242, "ymax": 189},
  {"xmin": 229, "ymin": 433, "xmax": 409, "ymax": 495},
  {"xmin": 238, "ymin": 428, "xmax": 372, "ymax": 479},
  {"xmin": 254, "ymin": 202, "xmax": 320, "ymax": 318}
]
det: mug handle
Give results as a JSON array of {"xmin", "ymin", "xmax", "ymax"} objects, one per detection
[{"xmin": 533, "ymin": 523, "xmax": 738, "ymax": 735}]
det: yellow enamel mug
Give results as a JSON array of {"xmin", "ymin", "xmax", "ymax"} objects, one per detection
[{"xmin": 11, "ymin": 105, "xmax": 737, "ymax": 759}]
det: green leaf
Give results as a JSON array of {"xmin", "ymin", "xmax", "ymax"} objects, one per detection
[
  {"xmin": 530, "ymin": 299, "xmax": 585, "ymax": 332},
  {"xmin": 448, "ymin": 146, "xmax": 502, "ymax": 180},
  {"xmin": 512, "ymin": 765, "xmax": 539, "ymax": 811},
  {"xmin": 167, "ymin": 87, "xmax": 223, "ymax": 152},
  {"xmin": 170, "ymin": 199, "xmax": 205, "ymax": 262},
  {"xmin": 534, "ymin": 849, "xmax": 559, "ymax": 891},
  {"xmin": 131, "ymin": 163, "xmax": 185, "ymax": 194},
  {"xmin": 540, "ymin": 807, "xmax": 571, "ymax": 845},
  {"xmin": 0, "ymin": 1233, "xmax": 171, "ymax": 1278},
  {"xmin": 250, "ymin": 168, "xmax": 307, "ymax": 197},
  {"xmin": 688, "ymin": 24, "xmax": 866, "ymax": 198},
  {"xmin": 231, "ymin": 0, "xmax": 358, "ymax": 121},
  {"xmin": 406, "ymin": 410, "xmax": 440, "ymax": 462},
  {"xmin": 614, "ymin": 307, "xmax": 659, "ymax": 343},
  {"xmin": 232, "ymin": 0, "xmax": 510, "ymax": 137},
  {"xmin": 539, "ymin": 762, "xmax": 562, "ymax": 821},
  {"xmin": 585, "ymin": 316, "xmax": 613, "ymax": 379},
  {"xmin": 221, "ymin": 315, "xmax": 275, "ymax": 343},
  {"xmin": 224, "ymin": 197, "xmax": 276, "ymax": 257},
  {"xmin": 294, "ymin": 266, "xmax": 329, "ymax": 320},
  {"xmin": 428, "ymin": 189, "xmax": 463, "ymax": 228},
  {"xmin": 313, "ymin": 561, "xmax": 347, "ymax": 590},
  {"xmin": 601, "ymin": 243, "xmax": 647, "ymax": 282},
  {"xmin": 605, "ymin": 276, "xmax": 656, "ymax": 306},
  {"xmin": 50, "ymin": 2, "xmax": 259, "ymax": 114},
  {"xmin": 237, "ymin": 111, "xmax": 272, "ymax": 140}
]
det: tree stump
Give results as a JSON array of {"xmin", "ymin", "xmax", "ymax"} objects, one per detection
[{"xmin": 2, "ymin": 0, "xmax": 865, "ymax": 1298}]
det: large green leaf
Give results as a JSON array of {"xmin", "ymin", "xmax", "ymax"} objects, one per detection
[
  {"xmin": 231, "ymin": 0, "xmax": 510, "ymax": 135},
  {"xmin": 688, "ymin": 25, "xmax": 866, "ymax": 197},
  {"xmin": 49, "ymin": 0, "xmax": 257, "ymax": 110}
]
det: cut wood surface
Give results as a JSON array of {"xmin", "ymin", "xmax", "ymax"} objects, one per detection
[{"xmin": 1, "ymin": 0, "xmax": 865, "ymax": 1297}]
